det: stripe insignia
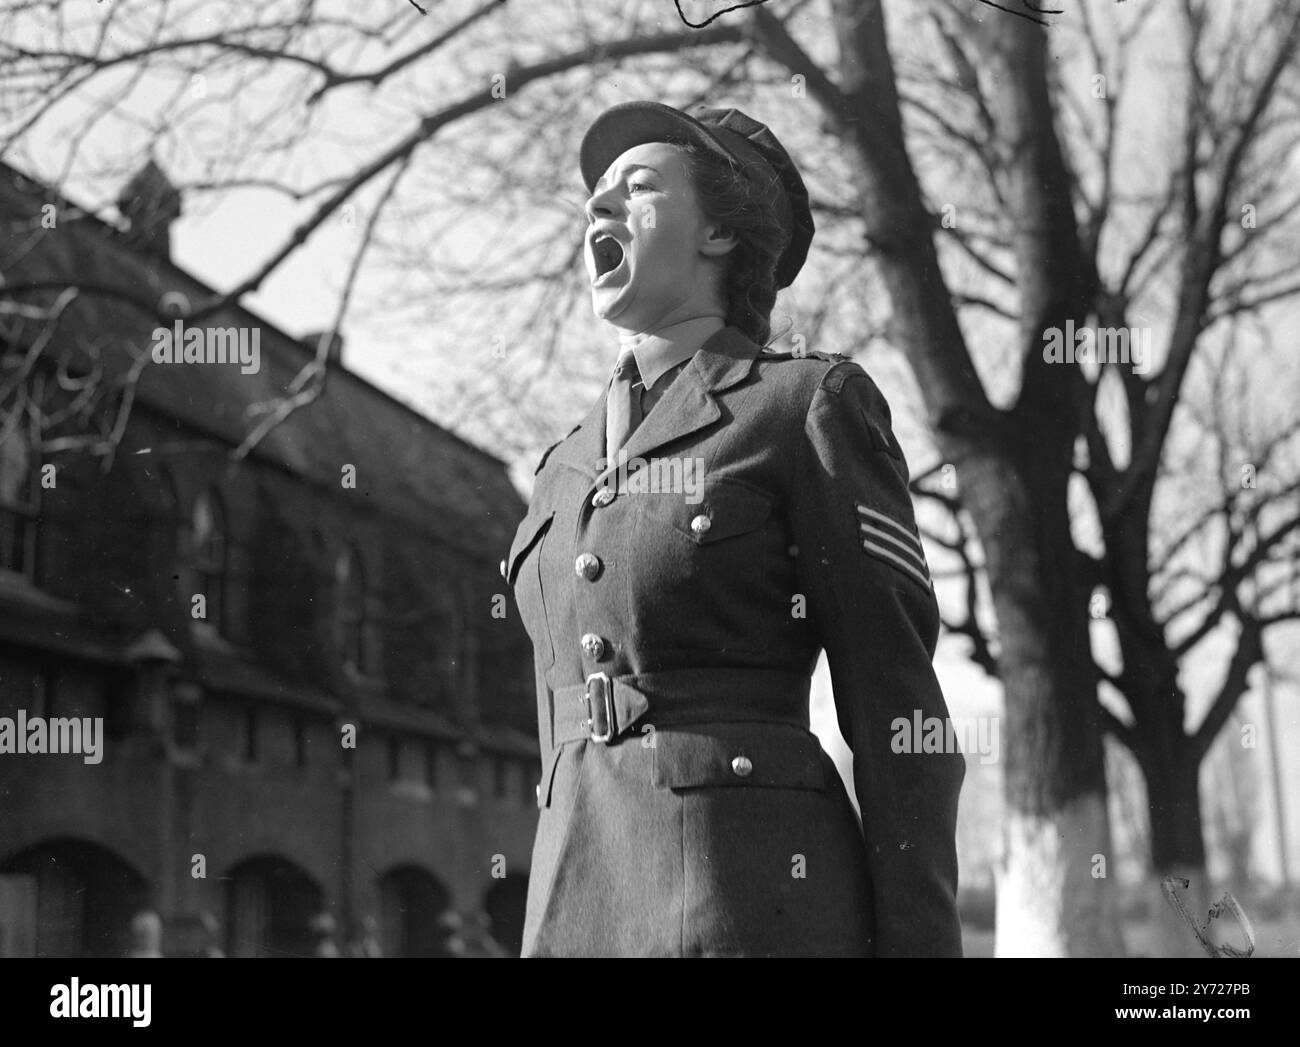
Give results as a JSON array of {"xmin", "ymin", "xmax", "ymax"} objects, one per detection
[{"xmin": 855, "ymin": 502, "xmax": 931, "ymax": 589}]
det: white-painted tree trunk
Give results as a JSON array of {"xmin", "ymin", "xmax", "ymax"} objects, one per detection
[{"xmin": 994, "ymin": 793, "xmax": 1127, "ymax": 956}]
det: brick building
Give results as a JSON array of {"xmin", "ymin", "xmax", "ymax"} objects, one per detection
[{"xmin": 0, "ymin": 160, "xmax": 538, "ymax": 957}]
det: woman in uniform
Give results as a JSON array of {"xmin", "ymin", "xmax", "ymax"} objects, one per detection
[{"xmin": 505, "ymin": 101, "xmax": 964, "ymax": 957}]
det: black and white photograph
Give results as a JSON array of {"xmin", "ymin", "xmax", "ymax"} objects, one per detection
[{"xmin": 0, "ymin": 0, "xmax": 1297, "ymax": 1022}]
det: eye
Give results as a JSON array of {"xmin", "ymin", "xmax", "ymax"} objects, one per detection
[{"xmin": 629, "ymin": 180, "xmax": 654, "ymax": 193}]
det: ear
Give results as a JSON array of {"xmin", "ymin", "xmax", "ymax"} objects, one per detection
[{"xmin": 699, "ymin": 223, "xmax": 738, "ymax": 258}]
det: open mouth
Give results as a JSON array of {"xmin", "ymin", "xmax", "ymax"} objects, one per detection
[{"xmin": 590, "ymin": 234, "xmax": 626, "ymax": 284}]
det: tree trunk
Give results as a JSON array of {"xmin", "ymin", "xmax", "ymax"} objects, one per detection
[
  {"xmin": 973, "ymin": 442, "xmax": 1125, "ymax": 956},
  {"xmin": 1108, "ymin": 541, "xmax": 1217, "ymax": 957},
  {"xmin": 1138, "ymin": 726, "xmax": 1212, "ymax": 957},
  {"xmin": 784, "ymin": 0, "xmax": 1128, "ymax": 955}
]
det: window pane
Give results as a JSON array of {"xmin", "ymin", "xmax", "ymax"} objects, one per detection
[
  {"xmin": 0, "ymin": 428, "xmax": 37, "ymax": 576},
  {"xmin": 0, "ymin": 429, "xmax": 31, "ymax": 504},
  {"xmin": 336, "ymin": 548, "xmax": 368, "ymax": 670},
  {"xmin": 191, "ymin": 490, "xmax": 227, "ymax": 633}
]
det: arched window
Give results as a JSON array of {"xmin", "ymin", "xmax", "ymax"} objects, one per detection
[
  {"xmin": 0, "ymin": 424, "xmax": 39, "ymax": 579},
  {"xmin": 226, "ymin": 855, "xmax": 323, "ymax": 959},
  {"xmin": 191, "ymin": 488, "xmax": 227, "ymax": 634},
  {"xmin": 377, "ymin": 866, "xmax": 452, "ymax": 958},
  {"xmin": 335, "ymin": 544, "xmax": 380, "ymax": 675}
]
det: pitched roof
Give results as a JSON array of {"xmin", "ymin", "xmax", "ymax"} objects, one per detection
[{"xmin": 0, "ymin": 162, "xmax": 525, "ymax": 556}]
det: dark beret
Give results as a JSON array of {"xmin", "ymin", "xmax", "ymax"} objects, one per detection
[{"xmin": 579, "ymin": 100, "xmax": 814, "ymax": 290}]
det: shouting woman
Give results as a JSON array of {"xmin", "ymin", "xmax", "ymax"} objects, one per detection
[{"xmin": 504, "ymin": 101, "xmax": 964, "ymax": 957}]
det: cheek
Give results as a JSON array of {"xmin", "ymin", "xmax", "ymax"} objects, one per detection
[{"xmin": 638, "ymin": 218, "xmax": 697, "ymax": 265}]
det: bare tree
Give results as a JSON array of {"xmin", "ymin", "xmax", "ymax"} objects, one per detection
[{"xmin": 878, "ymin": 0, "xmax": 1300, "ymax": 953}]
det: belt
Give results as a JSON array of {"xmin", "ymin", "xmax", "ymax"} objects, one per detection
[{"xmin": 550, "ymin": 667, "xmax": 810, "ymax": 747}]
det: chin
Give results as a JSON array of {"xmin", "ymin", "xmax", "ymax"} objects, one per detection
[{"xmin": 591, "ymin": 289, "xmax": 630, "ymax": 324}]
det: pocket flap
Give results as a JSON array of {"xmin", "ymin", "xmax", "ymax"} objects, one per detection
[
  {"xmin": 506, "ymin": 508, "xmax": 554, "ymax": 586},
  {"xmin": 651, "ymin": 723, "xmax": 830, "ymax": 791},
  {"xmin": 671, "ymin": 480, "xmax": 772, "ymax": 545}
]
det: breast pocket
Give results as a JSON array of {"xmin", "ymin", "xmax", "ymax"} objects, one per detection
[
  {"xmin": 669, "ymin": 479, "xmax": 772, "ymax": 550},
  {"xmin": 506, "ymin": 507, "xmax": 556, "ymax": 671},
  {"xmin": 630, "ymin": 477, "xmax": 776, "ymax": 656}
]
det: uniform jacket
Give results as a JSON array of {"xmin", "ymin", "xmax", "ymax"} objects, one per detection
[{"xmin": 505, "ymin": 324, "xmax": 964, "ymax": 957}]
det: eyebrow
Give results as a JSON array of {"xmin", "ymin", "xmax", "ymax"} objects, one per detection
[{"xmin": 595, "ymin": 163, "xmax": 662, "ymax": 191}]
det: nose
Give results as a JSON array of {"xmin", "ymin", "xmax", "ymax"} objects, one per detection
[{"xmin": 584, "ymin": 183, "xmax": 618, "ymax": 223}]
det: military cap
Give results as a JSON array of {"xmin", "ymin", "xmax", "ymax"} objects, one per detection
[{"xmin": 579, "ymin": 101, "xmax": 815, "ymax": 289}]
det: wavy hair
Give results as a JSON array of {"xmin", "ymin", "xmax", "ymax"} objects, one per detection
[{"xmin": 663, "ymin": 136, "xmax": 790, "ymax": 347}]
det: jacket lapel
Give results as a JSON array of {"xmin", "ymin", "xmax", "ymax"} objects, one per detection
[
  {"xmin": 549, "ymin": 386, "xmax": 608, "ymax": 481},
  {"xmin": 548, "ymin": 326, "xmax": 761, "ymax": 486}
]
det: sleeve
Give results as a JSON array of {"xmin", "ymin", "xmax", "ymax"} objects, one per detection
[{"xmin": 790, "ymin": 360, "xmax": 965, "ymax": 958}]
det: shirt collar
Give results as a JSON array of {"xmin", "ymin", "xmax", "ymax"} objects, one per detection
[{"xmin": 617, "ymin": 315, "xmax": 726, "ymax": 391}]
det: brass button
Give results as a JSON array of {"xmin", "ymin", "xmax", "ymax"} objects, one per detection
[
  {"xmin": 580, "ymin": 633, "xmax": 606, "ymax": 660},
  {"xmin": 690, "ymin": 514, "xmax": 712, "ymax": 537},
  {"xmin": 499, "ymin": 558, "xmax": 507, "ymax": 580},
  {"xmin": 731, "ymin": 755, "xmax": 753, "ymax": 777},
  {"xmin": 575, "ymin": 553, "xmax": 601, "ymax": 580},
  {"xmin": 592, "ymin": 488, "xmax": 616, "ymax": 508},
  {"xmin": 535, "ymin": 782, "xmax": 541, "ymax": 801}
]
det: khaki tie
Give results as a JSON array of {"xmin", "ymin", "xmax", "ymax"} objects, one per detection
[{"xmin": 605, "ymin": 347, "xmax": 643, "ymax": 462}]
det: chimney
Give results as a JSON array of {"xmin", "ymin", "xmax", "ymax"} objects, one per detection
[
  {"xmin": 302, "ymin": 330, "xmax": 345, "ymax": 367},
  {"xmin": 117, "ymin": 160, "xmax": 181, "ymax": 261}
]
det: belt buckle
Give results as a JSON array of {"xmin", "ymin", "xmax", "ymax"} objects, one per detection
[{"xmin": 583, "ymin": 672, "xmax": 615, "ymax": 743}]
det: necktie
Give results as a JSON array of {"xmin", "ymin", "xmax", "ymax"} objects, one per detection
[{"xmin": 605, "ymin": 347, "xmax": 643, "ymax": 462}]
